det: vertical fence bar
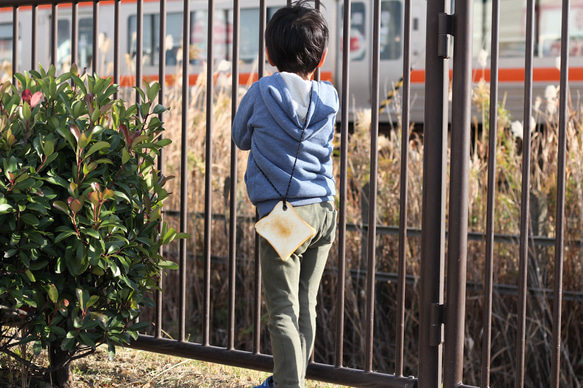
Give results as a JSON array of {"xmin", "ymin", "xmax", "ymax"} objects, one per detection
[
  {"xmin": 395, "ymin": 0, "xmax": 412, "ymax": 377},
  {"xmin": 136, "ymin": 0, "xmax": 143, "ymax": 96},
  {"xmin": 71, "ymin": 1, "xmax": 78, "ymax": 67},
  {"xmin": 444, "ymin": 0, "xmax": 474, "ymax": 385},
  {"xmin": 253, "ymin": 0, "xmax": 266, "ymax": 355},
  {"xmin": 179, "ymin": 0, "xmax": 191, "ymax": 343},
  {"xmin": 551, "ymin": 0, "xmax": 570, "ymax": 386},
  {"xmin": 364, "ymin": 0, "xmax": 381, "ymax": 373},
  {"xmin": 516, "ymin": 1, "xmax": 536, "ymax": 386},
  {"xmin": 113, "ymin": 0, "xmax": 120, "ymax": 99},
  {"xmin": 155, "ymin": 0, "xmax": 167, "ymax": 340},
  {"xmin": 51, "ymin": 4, "xmax": 57, "ymax": 67},
  {"xmin": 11, "ymin": 6, "xmax": 17, "ymax": 81},
  {"xmin": 419, "ymin": 0, "xmax": 449, "ymax": 385},
  {"xmin": 228, "ymin": 0, "xmax": 240, "ymax": 352},
  {"xmin": 314, "ymin": 0, "xmax": 320, "ymax": 82},
  {"xmin": 92, "ymin": 1, "xmax": 99, "ymax": 73},
  {"xmin": 335, "ymin": 0, "xmax": 350, "ymax": 369},
  {"xmin": 203, "ymin": 0, "xmax": 215, "ymax": 347},
  {"xmin": 482, "ymin": 0, "xmax": 500, "ymax": 386},
  {"xmin": 31, "ymin": 5, "xmax": 37, "ymax": 71}
]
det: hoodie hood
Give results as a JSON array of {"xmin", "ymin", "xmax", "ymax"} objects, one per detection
[
  {"xmin": 258, "ymin": 72, "xmax": 337, "ymax": 143},
  {"xmin": 231, "ymin": 72, "xmax": 339, "ymax": 218}
]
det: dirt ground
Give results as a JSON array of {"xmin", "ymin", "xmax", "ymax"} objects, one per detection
[{"xmin": 1, "ymin": 346, "xmax": 349, "ymax": 387}]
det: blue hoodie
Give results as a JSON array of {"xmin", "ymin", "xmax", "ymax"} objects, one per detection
[{"xmin": 232, "ymin": 72, "xmax": 339, "ymax": 218}]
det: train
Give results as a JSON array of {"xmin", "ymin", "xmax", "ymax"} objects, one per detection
[{"xmin": 1, "ymin": 0, "xmax": 582, "ymax": 124}]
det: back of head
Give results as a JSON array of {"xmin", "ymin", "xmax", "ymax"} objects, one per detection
[{"xmin": 265, "ymin": 0, "xmax": 328, "ymax": 78}]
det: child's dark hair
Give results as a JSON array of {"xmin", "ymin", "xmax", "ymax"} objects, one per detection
[{"xmin": 265, "ymin": 0, "xmax": 328, "ymax": 77}]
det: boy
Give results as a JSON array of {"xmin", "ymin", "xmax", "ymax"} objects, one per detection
[{"xmin": 231, "ymin": 1, "xmax": 338, "ymax": 387}]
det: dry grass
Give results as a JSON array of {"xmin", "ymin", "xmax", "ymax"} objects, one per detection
[{"xmin": 0, "ymin": 346, "xmax": 349, "ymax": 387}]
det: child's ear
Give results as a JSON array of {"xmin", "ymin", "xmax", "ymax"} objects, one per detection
[
  {"xmin": 266, "ymin": 49, "xmax": 276, "ymax": 67},
  {"xmin": 317, "ymin": 48, "xmax": 328, "ymax": 68}
]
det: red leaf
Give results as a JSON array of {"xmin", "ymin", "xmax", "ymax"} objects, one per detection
[
  {"xmin": 21, "ymin": 89, "xmax": 32, "ymax": 104},
  {"xmin": 30, "ymin": 91, "xmax": 43, "ymax": 107},
  {"xmin": 70, "ymin": 124, "xmax": 81, "ymax": 143},
  {"xmin": 119, "ymin": 123, "xmax": 131, "ymax": 145}
]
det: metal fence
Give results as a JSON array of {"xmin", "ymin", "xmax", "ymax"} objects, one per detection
[{"xmin": 0, "ymin": 0, "xmax": 580, "ymax": 387}]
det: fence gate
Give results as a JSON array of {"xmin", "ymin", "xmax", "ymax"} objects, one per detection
[{"xmin": 0, "ymin": 0, "xmax": 580, "ymax": 387}]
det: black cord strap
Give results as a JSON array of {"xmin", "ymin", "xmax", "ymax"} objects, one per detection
[{"xmin": 254, "ymin": 85, "xmax": 313, "ymax": 211}]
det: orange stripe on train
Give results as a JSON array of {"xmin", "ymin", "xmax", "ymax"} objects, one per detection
[{"xmin": 411, "ymin": 67, "xmax": 583, "ymax": 84}]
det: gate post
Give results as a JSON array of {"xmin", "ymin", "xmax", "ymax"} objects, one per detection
[
  {"xmin": 444, "ymin": 0, "xmax": 474, "ymax": 386},
  {"xmin": 418, "ymin": 0, "xmax": 450, "ymax": 387}
]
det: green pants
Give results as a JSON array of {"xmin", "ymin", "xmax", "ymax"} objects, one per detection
[{"xmin": 260, "ymin": 201, "xmax": 337, "ymax": 388}]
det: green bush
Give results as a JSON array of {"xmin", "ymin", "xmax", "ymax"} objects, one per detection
[{"xmin": 0, "ymin": 65, "xmax": 184, "ymax": 384}]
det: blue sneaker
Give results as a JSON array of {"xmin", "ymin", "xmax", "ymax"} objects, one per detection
[{"xmin": 253, "ymin": 376, "xmax": 273, "ymax": 388}]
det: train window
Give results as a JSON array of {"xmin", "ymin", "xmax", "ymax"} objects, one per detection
[
  {"xmin": 240, "ymin": 8, "xmax": 260, "ymax": 64},
  {"xmin": 539, "ymin": 2, "xmax": 583, "ymax": 57},
  {"xmin": 55, "ymin": 20, "xmax": 70, "ymax": 69},
  {"xmin": 190, "ymin": 9, "xmax": 232, "ymax": 65},
  {"xmin": 129, "ymin": 10, "xmax": 234, "ymax": 67},
  {"xmin": 78, "ymin": 18, "xmax": 93, "ymax": 70},
  {"xmin": 49, "ymin": 18, "xmax": 94, "ymax": 71},
  {"xmin": 128, "ymin": 14, "xmax": 155, "ymax": 66},
  {"xmin": 341, "ymin": 1, "xmax": 403, "ymax": 61},
  {"xmin": 481, "ymin": 0, "xmax": 583, "ymax": 58},
  {"xmin": 0, "ymin": 23, "xmax": 12, "ymax": 65},
  {"xmin": 238, "ymin": 6, "xmax": 284, "ymax": 64},
  {"xmin": 165, "ymin": 13, "xmax": 183, "ymax": 66},
  {"xmin": 339, "ymin": 2, "xmax": 366, "ymax": 61},
  {"xmin": 380, "ymin": 1, "xmax": 402, "ymax": 60}
]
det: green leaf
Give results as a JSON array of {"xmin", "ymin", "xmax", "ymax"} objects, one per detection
[
  {"xmin": 21, "ymin": 213, "xmax": 40, "ymax": 226},
  {"xmin": 91, "ymin": 107, "xmax": 102, "ymax": 123},
  {"xmin": 155, "ymin": 138, "xmax": 172, "ymax": 147},
  {"xmin": 13, "ymin": 177, "xmax": 36, "ymax": 191},
  {"xmin": 56, "ymin": 126, "xmax": 76, "ymax": 149},
  {"xmin": 14, "ymin": 72, "xmax": 26, "ymax": 88},
  {"xmin": 78, "ymin": 332, "xmax": 96, "ymax": 348},
  {"xmin": 161, "ymin": 227, "xmax": 177, "ymax": 245},
  {"xmin": 56, "ymin": 229, "xmax": 77, "ymax": 243},
  {"xmin": 83, "ymin": 228, "xmax": 101, "ymax": 239},
  {"xmin": 78, "ymin": 132, "xmax": 89, "ymax": 149},
  {"xmin": 85, "ymin": 141, "xmax": 110, "ymax": 158},
  {"xmin": 122, "ymin": 148, "xmax": 131, "ymax": 164},
  {"xmin": 24, "ymin": 269, "xmax": 36, "ymax": 282},
  {"xmin": 33, "ymin": 341, "xmax": 43, "ymax": 356},
  {"xmin": 152, "ymin": 104, "xmax": 167, "ymax": 115},
  {"xmin": 29, "ymin": 260, "xmax": 48, "ymax": 270},
  {"xmin": 134, "ymin": 85, "xmax": 146, "ymax": 102},
  {"xmin": 48, "ymin": 284, "xmax": 58, "ymax": 304},
  {"xmin": 50, "ymin": 326, "xmax": 67, "ymax": 337},
  {"xmin": 86, "ymin": 295, "xmax": 99, "ymax": 309},
  {"xmin": 53, "ymin": 201, "xmax": 69, "ymax": 215},
  {"xmin": 0, "ymin": 203, "xmax": 13, "ymax": 214},
  {"xmin": 71, "ymin": 74, "xmax": 88, "ymax": 95},
  {"xmin": 61, "ymin": 337, "xmax": 76, "ymax": 352},
  {"xmin": 66, "ymin": 243, "xmax": 89, "ymax": 276},
  {"xmin": 42, "ymin": 139, "xmax": 55, "ymax": 156},
  {"xmin": 146, "ymin": 82, "xmax": 160, "ymax": 101},
  {"xmin": 77, "ymin": 288, "xmax": 88, "ymax": 310},
  {"xmin": 158, "ymin": 260, "xmax": 178, "ymax": 270}
]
